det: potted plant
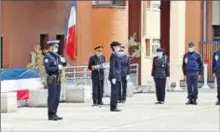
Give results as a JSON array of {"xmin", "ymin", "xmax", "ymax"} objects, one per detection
[{"xmin": 126, "ymin": 33, "xmax": 142, "ymax": 96}]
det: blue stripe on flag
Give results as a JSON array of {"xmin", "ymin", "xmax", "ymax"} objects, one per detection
[{"xmin": 64, "ymin": 1, "xmax": 77, "ymax": 37}]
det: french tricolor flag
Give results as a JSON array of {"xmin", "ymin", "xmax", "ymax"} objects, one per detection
[{"xmin": 64, "ymin": 1, "xmax": 77, "ymax": 61}]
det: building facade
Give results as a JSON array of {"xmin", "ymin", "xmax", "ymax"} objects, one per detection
[{"xmin": 1, "ymin": 1, "xmax": 220, "ymax": 85}]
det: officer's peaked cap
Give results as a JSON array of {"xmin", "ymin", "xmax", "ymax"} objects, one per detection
[
  {"xmin": 47, "ymin": 40, "xmax": 60, "ymax": 47},
  {"xmin": 110, "ymin": 41, "xmax": 121, "ymax": 48},
  {"xmin": 156, "ymin": 47, "xmax": 164, "ymax": 52},
  {"xmin": 188, "ymin": 42, "xmax": 194, "ymax": 47},
  {"xmin": 94, "ymin": 46, "xmax": 104, "ymax": 50}
]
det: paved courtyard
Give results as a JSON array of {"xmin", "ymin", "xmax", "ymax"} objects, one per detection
[{"xmin": 1, "ymin": 89, "xmax": 220, "ymax": 131}]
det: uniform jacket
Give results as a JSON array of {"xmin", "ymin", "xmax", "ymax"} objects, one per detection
[
  {"xmin": 120, "ymin": 54, "xmax": 130, "ymax": 78},
  {"xmin": 151, "ymin": 55, "xmax": 170, "ymax": 79},
  {"xmin": 212, "ymin": 50, "xmax": 220, "ymax": 77},
  {"xmin": 43, "ymin": 51, "xmax": 67, "ymax": 76},
  {"xmin": 182, "ymin": 51, "xmax": 203, "ymax": 76},
  {"xmin": 108, "ymin": 52, "xmax": 122, "ymax": 81},
  {"xmin": 88, "ymin": 55, "xmax": 106, "ymax": 80}
]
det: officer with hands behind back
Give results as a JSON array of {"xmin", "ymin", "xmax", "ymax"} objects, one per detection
[
  {"xmin": 88, "ymin": 46, "xmax": 106, "ymax": 107},
  {"xmin": 182, "ymin": 42, "xmax": 203, "ymax": 105},
  {"xmin": 212, "ymin": 48, "xmax": 220, "ymax": 105},
  {"xmin": 108, "ymin": 41, "xmax": 122, "ymax": 112},
  {"xmin": 43, "ymin": 40, "xmax": 67, "ymax": 121}
]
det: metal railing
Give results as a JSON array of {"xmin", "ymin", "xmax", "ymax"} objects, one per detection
[
  {"xmin": 200, "ymin": 41, "xmax": 220, "ymax": 81},
  {"xmin": 64, "ymin": 63, "xmax": 139, "ymax": 88}
]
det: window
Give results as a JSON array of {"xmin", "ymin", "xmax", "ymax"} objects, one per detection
[
  {"xmin": 151, "ymin": 39, "xmax": 160, "ymax": 56},
  {"xmin": 56, "ymin": 34, "xmax": 65, "ymax": 56},
  {"xmin": 145, "ymin": 39, "xmax": 150, "ymax": 56},
  {"xmin": 213, "ymin": 25, "xmax": 220, "ymax": 43},
  {"xmin": 92, "ymin": 0, "xmax": 126, "ymax": 7},
  {"xmin": 151, "ymin": 1, "xmax": 161, "ymax": 10},
  {"xmin": 40, "ymin": 34, "xmax": 49, "ymax": 51}
]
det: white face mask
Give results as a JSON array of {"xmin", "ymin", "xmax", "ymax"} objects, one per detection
[
  {"xmin": 115, "ymin": 46, "xmax": 121, "ymax": 53},
  {"xmin": 157, "ymin": 52, "xmax": 163, "ymax": 58},
  {"xmin": 53, "ymin": 48, "xmax": 58, "ymax": 53},
  {"xmin": 189, "ymin": 47, "xmax": 194, "ymax": 52}
]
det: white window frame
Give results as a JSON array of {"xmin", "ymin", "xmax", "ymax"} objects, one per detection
[
  {"xmin": 150, "ymin": 1, "xmax": 161, "ymax": 11},
  {"xmin": 151, "ymin": 39, "xmax": 161, "ymax": 57},
  {"xmin": 92, "ymin": 0, "xmax": 125, "ymax": 6}
]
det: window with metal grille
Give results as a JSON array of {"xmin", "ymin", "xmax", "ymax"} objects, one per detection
[{"xmin": 92, "ymin": 0, "xmax": 126, "ymax": 7}]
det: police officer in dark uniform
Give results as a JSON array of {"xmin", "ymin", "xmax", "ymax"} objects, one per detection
[
  {"xmin": 118, "ymin": 45, "xmax": 130, "ymax": 103},
  {"xmin": 88, "ymin": 46, "xmax": 106, "ymax": 107},
  {"xmin": 212, "ymin": 49, "xmax": 220, "ymax": 105},
  {"xmin": 108, "ymin": 41, "xmax": 122, "ymax": 112},
  {"xmin": 182, "ymin": 42, "xmax": 203, "ymax": 105},
  {"xmin": 43, "ymin": 40, "xmax": 67, "ymax": 121},
  {"xmin": 151, "ymin": 48, "xmax": 170, "ymax": 104}
]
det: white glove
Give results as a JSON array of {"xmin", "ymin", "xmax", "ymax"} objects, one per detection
[
  {"xmin": 126, "ymin": 75, "xmax": 130, "ymax": 81},
  {"xmin": 60, "ymin": 57, "xmax": 66, "ymax": 63},
  {"xmin": 112, "ymin": 79, "xmax": 116, "ymax": 84},
  {"xmin": 58, "ymin": 64, "xmax": 63, "ymax": 70}
]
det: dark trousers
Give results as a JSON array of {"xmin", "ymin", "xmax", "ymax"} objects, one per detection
[
  {"xmin": 216, "ymin": 77, "xmax": 220, "ymax": 101},
  {"xmin": 186, "ymin": 75, "xmax": 198, "ymax": 100},
  {"xmin": 92, "ymin": 79, "xmax": 104, "ymax": 105},
  {"xmin": 154, "ymin": 78, "xmax": 166, "ymax": 102},
  {"xmin": 110, "ymin": 81, "xmax": 120, "ymax": 110},
  {"xmin": 118, "ymin": 77, "xmax": 127, "ymax": 101},
  {"xmin": 48, "ymin": 81, "xmax": 61, "ymax": 118}
]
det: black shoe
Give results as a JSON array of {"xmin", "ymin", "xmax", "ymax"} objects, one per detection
[
  {"xmin": 185, "ymin": 99, "xmax": 193, "ymax": 105},
  {"xmin": 48, "ymin": 115, "xmax": 58, "ymax": 121},
  {"xmin": 110, "ymin": 108, "xmax": 121, "ymax": 112},
  {"xmin": 55, "ymin": 115, "xmax": 63, "ymax": 120},
  {"xmin": 155, "ymin": 101, "xmax": 161, "ymax": 104},
  {"xmin": 192, "ymin": 99, "xmax": 198, "ymax": 105},
  {"xmin": 160, "ymin": 101, "xmax": 164, "ymax": 104},
  {"xmin": 215, "ymin": 101, "xmax": 220, "ymax": 105}
]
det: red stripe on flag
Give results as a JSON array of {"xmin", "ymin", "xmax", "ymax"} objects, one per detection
[
  {"xmin": 65, "ymin": 25, "xmax": 76, "ymax": 61},
  {"xmin": 17, "ymin": 89, "xmax": 29, "ymax": 101}
]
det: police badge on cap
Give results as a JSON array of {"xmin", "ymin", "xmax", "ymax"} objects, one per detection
[{"xmin": 47, "ymin": 40, "xmax": 60, "ymax": 47}]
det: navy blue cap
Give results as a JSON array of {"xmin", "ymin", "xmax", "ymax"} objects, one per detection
[
  {"xmin": 47, "ymin": 40, "xmax": 60, "ymax": 47},
  {"xmin": 188, "ymin": 42, "xmax": 194, "ymax": 47},
  {"xmin": 94, "ymin": 46, "xmax": 104, "ymax": 50},
  {"xmin": 156, "ymin": 47, "xmax": 164, "ymax": 52},
  {"xmin": 110, "ymin": 41, "xmax": 121, "ymax": 48}
]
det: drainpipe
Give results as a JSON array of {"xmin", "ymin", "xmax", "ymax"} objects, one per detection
[{"xmin": 202, "ymin": 0, "xmax": 207, "ymax": 42}]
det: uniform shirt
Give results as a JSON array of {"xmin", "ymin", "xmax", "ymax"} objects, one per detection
[
  {"xmin": 212, "ymin": 49, "xmax": 220, "ymax": 77},
  {"xmin": 108, "ymin": 52, "xmax": 121, "ymax": 81},
  {"xmin": 88, "ymin": 55, "xmax": 106, "ymax": 80},
  {"xmin": 182, "ymin": 51, "xmax": 203, "ymax": 76},
  {"xmin": 43, "ymin": 51, "xmax": 67, "ymax": 76},
  {"xmin": 120, "ymin": 54, "xmax": 130, "ymax": 78},
  {"xmin": 151, "ymin": 55, "xmax": 170, "ymax": 79}
]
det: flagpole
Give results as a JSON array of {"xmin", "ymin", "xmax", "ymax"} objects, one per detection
[{"xmin": 75, "ymin": 0, "xmax": 78, "ymax": 67}]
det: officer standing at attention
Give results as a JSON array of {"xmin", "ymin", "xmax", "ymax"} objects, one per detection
[
  {"xmin": 43, "ymin": 40, "xmax": 67, "ymax": 121},
  {"xmin": 118, "ymin": 45, "xmax": 130, "ymax": 103},
  {"xmin": 108, "ymin": 41, "xmax": 122, "ymax": 112},
  {"xmin": 212, "ymin": 49, "xmax": 220, "ymax": 105},
  {"xmin": 151, "ymin": 48, "xmax": 170, "ymax": 104},
  {"xmin": 88, "ymin": 46, "xmax": 106, "ymax": 107},
  {"xmin": 182, "ymin": 42, "xmax": 203, "ymax": 105}
]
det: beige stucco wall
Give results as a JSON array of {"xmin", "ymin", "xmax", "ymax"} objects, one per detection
[
  {"xmin": 141, "ymin": 2, "xmax": 161, "ymax": 85},
  {"xmin": 212, "ymin": 1, "xmax": 220, "ymax": 25},
  {"xmin": 169, "ymin": 1, "xmax": 186, "ymax": 82},
  {"xmin": 140, "ymin": 1, "xmax": 186, "ymax": 85}
]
